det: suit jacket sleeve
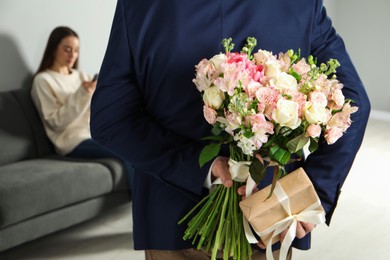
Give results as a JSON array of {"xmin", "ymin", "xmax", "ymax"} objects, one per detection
[
  {"xmin": 90, "ymin": 0, "xmax": 209, "ymax": 197},
  {"xmin": 305, "ymin": 0, "xmax": 371, "ymax": 224}
]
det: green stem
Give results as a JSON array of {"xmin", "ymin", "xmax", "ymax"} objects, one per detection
[
  {"xmin": 197, "ymin": 185, "xmax": 227, "ymax": 249},
  {"xmin": 212, "ymin": 186, "xmax": 229, "ymax": 259},
  {"xmin": 178, "ymin": 188, "xmax": 216, "ymax": 225}
]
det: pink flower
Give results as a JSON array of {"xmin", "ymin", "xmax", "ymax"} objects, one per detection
[
  {"xmin": 331, "ymin": 89, "xmax": 345, "ymax": 108},
  {"xmin": 249, "ymin": 113, "xmax": 274, "ymax": 148},
  {"xmin": 325, "ymin": 127, "xmax": 344, "ymax": 145},
  {"xmin": 255, "ymin": 86, "xmax": 279, "ymax": 117},
  {"xmin": 306, "ymin": 124, "xmax": 321, "ymax": 138},
  {"xmin": 328, "ymin": 103, "xmax": 358, "ymax": 130},
  {"xmin": 309, "ymin": 91, "xmax": 328, "ymax": 107},
  {"xmin": 250, "ymin": 65, "xmax": 265, "ymax": 82},
  {"xmin": 193, "ymin": 59, "xmax": 215, "ymax": 92},
  {"xmin": 325, "ymin": 103, "xmax": 358, "ymax": 144},
  {"xmin": 243, "ymin": 80, "xmax": 262, "ymax": 98},
  {"xmin": 203, "ymin": 105, "xmax": 217, "ymax": 124},
  {"xmin": 277, "ymin": 51, "xmax": 292, "ymax": 72},
  {"xmin": 214, "ymin": 62, "xmax": 251, "ymax": 96},
  {"xmin": 292, "ymin": 59, "xmax": 311, "ymax": 76}
]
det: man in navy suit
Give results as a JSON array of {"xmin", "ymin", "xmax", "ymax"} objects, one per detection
[{"xmin": 90, "ymin": 0, "xmax": 370, "ymax": 259}]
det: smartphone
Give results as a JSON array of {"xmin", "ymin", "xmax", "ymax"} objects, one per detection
[{"xmin": 92, "ymin": 73, "xmax": 99, "ymax": 82}]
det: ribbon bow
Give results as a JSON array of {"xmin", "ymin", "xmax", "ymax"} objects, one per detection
[{"xmin": 245, "ymin": 181, "xmax": 326, "ymax": 260}]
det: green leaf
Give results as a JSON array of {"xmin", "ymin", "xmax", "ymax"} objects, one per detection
[
  {"xmin": 289, "ymin": 69, "xmax": 302, "ymax": 81},
  {"xmin": 249, "ymin": 158, "xmax": 266, "ymax": 183},
  {"xmin": 270, "ymin": 145, "xmax": 291, "ymax": 166},
  {"xmin": 199, "ymin": 143, "xmax": 221, "ymax": 167},
  {"xmin": 286, "ymin": 134, "xmax": 309, "ymax": 153},
  {"xmin": 211, "ymin": 125, "xmax": 223, "ymax": 136},
  {"xmin": 201, "ymin": 135, "xmax": 225, "ymax": 142},
  {"xmin": 308, "ymin": 138, "xmax": 319, "ymax": 153}
]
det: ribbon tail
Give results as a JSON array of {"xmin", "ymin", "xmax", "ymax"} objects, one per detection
[
  {"xmin": 245, "ymin": 174, "xmax": 257, "ymax": 198},
  {"xmin": 266, "ymin": 238, "xmax": 274, "ymax": 260},
  {"xmin": 243, "ymin": 216, "xmax": 259, "ymax": 244},
  {"xmin": 279, "ymin": 220, "xmax": 297, "ymax": 260}
]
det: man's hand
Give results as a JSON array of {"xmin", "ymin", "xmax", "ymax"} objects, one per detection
[
  {"xmin": 256, "ymin": 222, "xmax": 316, "ymax": 249},
  {"xmin": 211, "ymin": 156, "xmax": 233, "ymax": 188}
]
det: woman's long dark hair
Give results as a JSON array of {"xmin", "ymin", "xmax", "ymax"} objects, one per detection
[{"xmin": 34, "ymin": 26, "xmax": 79, "ymax": 76}]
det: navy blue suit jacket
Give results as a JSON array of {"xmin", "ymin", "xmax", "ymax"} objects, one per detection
[{"xmin": 90, "ymin": 0, "xmax": 370, "ymax": 251}]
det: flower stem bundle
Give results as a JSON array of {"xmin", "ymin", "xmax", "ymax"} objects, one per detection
[{"xmin": 178, "ymin": 181, "xmax": 251, "ymax": 260}]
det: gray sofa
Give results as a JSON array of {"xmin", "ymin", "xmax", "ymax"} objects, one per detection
[{"xmin": 0, "ymin": 88, "xmax": 131, "ymax": 252}]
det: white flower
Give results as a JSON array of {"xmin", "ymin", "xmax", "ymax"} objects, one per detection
[
  {"xmin": 265, "ymin": 60, "xmax": 282, "ymax": 78},
  {"xmin": 303, "ymin": 102, "xmax": 329, "ymax": 125},
  {"xmin": 234, "ymin": 130, "xmax": 257, "ymax": 156},
  {"xmin": 273, "ymin": 72, "xmax": 298, "ymax": 91},
  {"xmin": 203, "ymin": 86, "xmax": 225, "ymax": 109},
  {"xmin": 272, "ymin": 99, "xmax": 301, "ymax": 129},
  {"xmin": 210, "ymin": 53, "xmax": 227, "ymax": 71}
]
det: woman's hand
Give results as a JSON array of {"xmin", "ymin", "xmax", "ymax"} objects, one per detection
[{"xmin": 82, "ymin": 81, "xmax": 97, "ymax": 94}]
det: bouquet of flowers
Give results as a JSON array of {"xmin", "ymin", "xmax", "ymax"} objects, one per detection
[{"xmin": 178, "ymin": 37, "xmax": 357, "ymax": 260}]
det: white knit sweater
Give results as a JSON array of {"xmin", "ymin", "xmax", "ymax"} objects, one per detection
[{"xmin": 31, "ymin": 69, "xmax": 93, "ymax": 155}]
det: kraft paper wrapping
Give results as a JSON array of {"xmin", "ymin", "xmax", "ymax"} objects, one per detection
[{"xmin": 239, "ymin": 167, "xmax": 324, "ymax": 246}]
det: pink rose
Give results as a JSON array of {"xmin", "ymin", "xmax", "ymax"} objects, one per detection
[
  {"xmin": 306, "ymin": 124, "xmax": 321, "ymax": 138},
  {"xmin": 203, "ymin": 105, "xmax": 217, "ymax": 124},
  {"xmin": 309, "ymin": 91, "xmax": 328, "ymax": 107}
]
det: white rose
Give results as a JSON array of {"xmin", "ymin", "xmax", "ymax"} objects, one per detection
[
  {"xmin": 304, "ymin": 102, "xmax": 329, "ymax": 124},
  {"xmin": 272, "ymin": 99, "xmax": 301, "ymax": 129},
  {"xmin": 210, "ymin": 53, "xmax": 227, "ymax": 71},
  {"xmin": 274, "ymin": 72, "xmax": 298, "ymax": 91},
  {"xmin": 203, "ymin": 86, "xmax": 225, "ymax": 109},
  {"xmin": 265, "ymin": 60, "xmax": 281, "ymax": 78}
]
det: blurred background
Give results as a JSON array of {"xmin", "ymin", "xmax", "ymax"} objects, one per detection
[{"xmin": 0, "ymin": 0, "xmax": 389, "ymax": 259}]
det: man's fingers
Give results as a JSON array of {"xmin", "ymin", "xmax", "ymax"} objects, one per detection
[
  {"xmin": 301, "ymin": 222, "xmax": 316, "ymax": 235},
  {"xmin": 279, "ymin": 228, "xmax": 288, "ymax": 242},
  {"xmin": 295, "ymin": 222, "xmax": 307, "ymax": 239},
  {"xmin": 237, "ymin": 185, "xmax": 246, "ymax": 196},
  {"xmin": 212, "ymin": 157, "xmax": 232, "ymax": 188},
  {"xmin": 257, "ymin": 239, "xmax": 266, "ymax": 249}
]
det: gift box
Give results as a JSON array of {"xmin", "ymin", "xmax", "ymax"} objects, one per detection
[{"xmin": 239, "ymin": 167, "xmax": 325, "ymax": 247}]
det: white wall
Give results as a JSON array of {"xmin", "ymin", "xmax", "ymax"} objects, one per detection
[
  {"xmin": 325, "ymin": 0, "xmax": 390, "ymax": 113},
  {"xmin": 0, "ymin": 0, "xmax": 117, "ymax": 91},
  {"xmin": 1, "ymin": 0, "xmax": 389, "ymax": 113}
]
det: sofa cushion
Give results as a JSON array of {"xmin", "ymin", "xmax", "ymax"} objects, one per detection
[
  {"xmin": 0, "ymin": 91, "xmax": 36, "ymax": 166},
  {"xmin": 47, "ymin": 155, "xmax": 130, "ymax": 191},
  {"xmin": 0, "ymin": 158, "xmax": 113, "ymax": 228},
  {"xmin": 12, "ymin": 88, "xmax": 53, "ymax": 157}
]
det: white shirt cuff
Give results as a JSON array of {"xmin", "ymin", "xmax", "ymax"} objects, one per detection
[{"xmin": 204, "ymin": 157, "xmax": 220, "ymax": 189}]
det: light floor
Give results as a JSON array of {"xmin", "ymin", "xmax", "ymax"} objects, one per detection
[{"xmin": 1, "ymin": 118, "xmax": 389, "ymax": 260}]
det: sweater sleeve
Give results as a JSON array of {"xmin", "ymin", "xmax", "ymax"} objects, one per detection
[{"xmin": 31, "ymin": 74, "xmax": 92, "ymax": 132}]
